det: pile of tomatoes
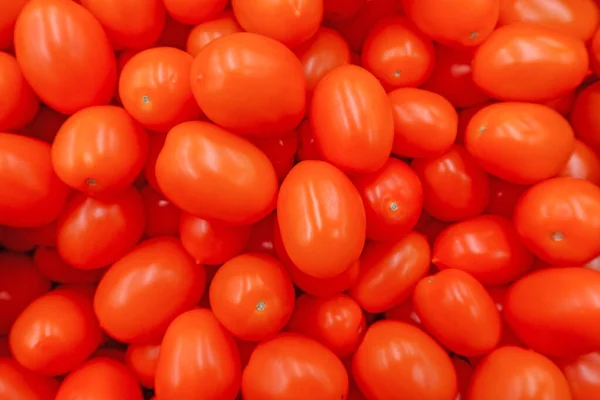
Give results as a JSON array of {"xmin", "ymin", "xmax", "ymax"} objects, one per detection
[{"xmin": 2, "ymin": 0, "xmax": 600, "ymax": 399}]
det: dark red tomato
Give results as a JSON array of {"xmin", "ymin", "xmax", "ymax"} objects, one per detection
[
  {"xmin": 323, "ymin": 0, "xmax": 365, "ymax": 21},
  {"xmin": 354, "ymin": 321, "xmax": 457, "ymax": 400},
  {"xmin": 559, "ymin": 351, "xmax": 600, "ymax": 400},
  {"xmin": 362, "ymin": 16, "xmax": 434, "ymax": 90},
  {"xmin": 350, "ymin": 232, "xmax": 430, "ymax": 313},
  {"xmin": 190, "ymin": 32, "xmax": 306, "ymax": 136},
  {"xmin": 34, "ymin": 247, "xmax": 106, "ymax": 284},
  {"xmin": 186, "ymin": 11, "xmax": 242, "ymax": 57},
  {"xmin": 414, "ymin": 211, "xmax": 451, "ymax": 247},
  {"xmin": 157, "ymin": 15, "xmax": 192, "ymax": 49},
  {"xmin": 244, "ymin": 212, "xmax": 276, "ymax": 255},
  {"xmin": 0, "ymin": 133, "xmax": 70, "ymax": 228},
  {"xmin": 0, "ymin": 253, "xmax": 51, "ymax": 335},
  {"xmin": 94, "ymin": 237, "xmax": 206, "ymax": 344},
  {"xmin": 163, "ymin": 0, "xmax": 227, "ymax": 25},
  {"xmin": 55, "ymin": 357, "xmax": 143, "ymax": 400},
  {"xmin": 0, "ymin": 52, "xmax": 39, "ymax": 132},
  {"xmin": 237, "ymin": 339, "xmax": 258, "ymax": 369},
  {"xmin": 56, "ymin": 187, "xmax": 145, "ymax": 270},
  {"xmin": 545, "ymin": 91, "xmax": 576, "ymax": 116},
  {"xmin": 14, "ymin": 0, "xmax": 116, "ymax": 114},
  {"xmin": 0, "ymin": 222, "xmax": 57, "ymax": 251},
  {"xmin": 277, "ymin": 160, "xmax": 366, "ymax": 279},
  {"xmin": 559, "ymin": 139, "xmax": 600, "ymax": 185},
  {"xmin": 23, "ymin": 105, "xmax": 68, "ymax": 144},
  {"xmin": 485, "ymin": 286, "xmax": 525, "ymax": 347},
  {"xmin": 513, "ymin": 178, "xmax": 600, "ymax": 265},
  {"xmin": 144, "ymin": 131, "xmax": 167, "ymax": 193},
  {"xmin": 453, "ymin": 356, "xmax": 474, "ymax": 400},
  {"xmin": 468, "ymin": 346, "xmax": 572, "ymax": 400},
  {"xmin": 9, "ymin": 285, "xmax": 103, "ymax": 376},
  {"xmin": 472, "ymin": 23, "xmax": 588, "ymax": 102},
  {"xmin": 570, "ymin": 81, "xmax": 600, "ymax": 154},
  {"xmin": 125, "ymin": 343, "xmax": 160, "ymax": 389},
  {"xmin": 155, "ymin": 121, "xmax": 278, "ymax": 225},
  {"xmin": 486, "ymin": 176, "xmax": 529, "ymax": 218},
  {"xmin": 0, "ymin": 0, "xmax": 29, "ymax": 50},
  {"xmin": 591, "ymin": 28, "xmax": 600, "ymax": 76},
  {"xmin": 411, "ymin": 145, "xmax": 491, "ymax": 222},
  {"xmin": 433, "ymin": 215, "xmax": 534, "ymax": 286},
  {"xmin": 384, "ymin": 298, "xmax": 422, "ymax": 327},
  {"xmin": 141, "ymin": 186, "xmax": 180, "ymax": 237},
  {"xmin": 296, "ymin": 119, "xmax": 322, "ymax": 161},
  {"xmin": 250, "ymin": 130, "xmax": 298, "ymax": 182},
  {"xmin": 0, "ymin": 338, "xmax": 8, "ymax": 358},
  {"xmin": 0, "ymin": 357, "xmax": 58, "ymax": 400},
  {"xmin": 353, "ymin": 158, "xmax": 423, "ymax": 241},
  {"xmin": 155, "ymin": 308, "xmax": 241, "ymax": 400},
  {"xmin": 455, "ymin": 102, "xmax": 494, "ymax": 144},
  {"xmin": 242, "ymin": 334, "xmax": 348, "ymax": 400},
  {"xmin": 310, "ymin": 65, "xmax": 394, "ymax": 173}
]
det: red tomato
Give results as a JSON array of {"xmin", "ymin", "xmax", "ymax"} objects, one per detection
[
  {"xmin": 411, "ymin": 145, "xmax": 491, "ymax": 222},
  {"xmin": 362, "ymin": 16, "xmax": 435, "ymax": 90},
  {"xmin": 141, "ymin": 186, "xmax": 180, "ymax": 237},
  {"xmin": 163, "ymin": 0, "xmax": 228, "ymax": 25},
  {"xmin": 388, "ymin": 88, "xmax": 458, "ymax": 158},
  {"xmin": 433, "ymin": 215, "xmax": 534, "ymax": 286},
  {"xmin": 591, "ymin": 28, "xmax": 600, "ymax": 76},
  {"xmin": 190, "ymin": 32, "xmax": 306, "ymax": 136},
  {"xmin": 34, "ymin": 247, "xmax": 106, "ymax": 284},
  {"xmin": 384, "ymin": 298, "xmax": 422, "ymax": 327},
  {"xmin": 125, "ymin": 343, "xmax": 160, "ymax": 388},
  {"xmin": 244, "ymin": 212, "xmax": 276, "ymax": 255},
  {"xmin": 513, "ymin": 177, "xmax": 600, "ymax": 265},
  {"xmin": 353, "ymin": 320, "xmax": 457, "ymax": 400},
  {"xmin": 186, "ymin": 11, "xmax": 242, "ymax": 57},
  {"xmin": 0, "ymin": 52, "xmax": 39, "ymax": 132},
  {"xmin": 9, "ymin": 285, "xmax": 103, "ymax": 376},
  {"xmin": 505, "ymin": 267, "xmax": 600, "ymax": 358},
  {"xmin": 0, "ymin": 0, "xmax": 29, "ymax": 50},
  {"xmin": 155, "ymin": 308, "xmax": 241, "ymax": 400},
  {"xmin": 14, "ymin": 0, "xmax": 116, "ymax": 114},
  {"xmin": 486, "ymin": 176, "xmax": 529, "ymax": 218},
  {"xmin": 55, "ymin": 357, "xmax": 143, "ymax": 400},
  {"xmin": 250, "ymin": 130, "xmax": 299, "ymax": 182},
  {"xmin": 472, "ymin": 23, "xmax": 588, "ymax": 102},
  {"xmin": 155, "ymin": 121, "xmax": 278, "ymax": 225},
  {"xmin": 296, "ymin": 119, "xmax": 322, "ymax": 161},
  {"xmin": 237, "ymin": 339, "xmax": 258, "ymax": 369},
  {"xmin": 156, "ymin": 15, "xmax": 192, "ymax": 49},
  {"xmin": 455, "ymin": 102, "xmax": 494, "ymax": 144},
  {"xmin": 23, "ymin": 105, "xmax": 68, "ymax": 144},
  {"xmin": 468, "ymin": 346, "xmax": 572, "ymax": 400},
  {"xmin": 559, "ymin": 351, "xmax": 600, "ymax": 400},
  {"xmin": 0, "ymin": 133, "xmax": 70, "ymax": 228},
  {"xmin": 570, "ymin": 81, "xmax": 600, "ymax": 154},
  {"xmin": 310, "ymin": 65, "xmax": 394, "ymax": 173},
  {"xmin": 119, "ymin": 47, "xmax": 202, "ymax": 132},
  {"xmin": 0, "ymin": 357, "xmax": 58, "ymax": 400},
  {"xmin": 56, "ymin": 187, "xmax": 145, "ymax": 270},
  {"xmin": 144, "ymin": 131, "xmax": 167, "ymax": 193},
  {"xmin": 94, "ymin": 237, "xmax": 206, "ymax": 344},
  {"xmin": 559, "ymin": 139, "xmax": 600, "ymax": 185},
  {"xmin": 453, "ymin": 356, "xmax": 474, "ymax": 400},
  {"xmin": 242, "ymin": 333, "xmax": 348, "ymax": 400},
  {"xmin": 485, "ymin": 285, "xmax": 525, "ymax": 347},
  {"xmin": 545, "ymin": 91, "xmax": 576, "ymax": 116},
  {"xmin": 353, "ymin": 158, "xmax": 423, "ymax": 241},
  {"xmin": 277, "ymin": 160, "xmax": 366, "ymax": 279}
]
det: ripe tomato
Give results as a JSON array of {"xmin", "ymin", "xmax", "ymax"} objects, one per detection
[
  {"xmin": 277, "ymin": 160, "xmax": 366, "ymax": 278},
  {"xmin": 119, "ymin": 47, "xmax": 202, "ymax": 132},
  {"xmin": 0, "ymin": 223, "xmax": 57, "ymax": 252},
  {"xmin": 559, "ymin": 139, "xmax": 600, "ymax": 185},
  {"xmin": 388, "ymin": 88, "xmax": 458, "ymax": 158},
  {"xmin": 559, "ymin": 352, "xmax": 600, "ymax": 400},
  {"xmin": 545, "ymin": 91, "xmax": 576, "ymax": 116},
  {"xmin": 486, "ymin": 176, "xmax": 529, "ymax": 218},
  {"xmin": 55, "ymin": 357, "xmax": 143, "ymax": 400},
  {"xmin": 250, "ymin": 130, "xmax": 299, "ymax": 182},
  {"xmin": 485, "ymin": 285, "xmax": 525, "ymax": 348},
  {"xmin": 191, "ymin": 32, "xmax": 305, "ymax": 136},
  {"xmin": 310, "ymin": 65, "xmax": 393, "ymax": 173},
  {"xmin": 56, "ymin": 187, "xmax": 145, "ymax": 270},
  {"xmin": 14, "ymin": 0, "xmax": 116, "ymax": 114},
  {"xmin": 244, "ymin": 211, "xmax": 276, "ymax": 255},
  {"xmin": 0, "ymin": 357, "xmax": 58, "ymax": 400},
  {"xmin": 141, "ymin": 186, "xmax": 180, "ymax": 237},
  {"xmin": 513, "ymin": 177, "xmax": 600, "ymax": 265},
  {"xmin": 125, "ymin": 343, "xmax": 160, "ymax": 388},
  {"xmin": 242, "ymin": 334, "xmax": 348, "ymax": 400},
  {"xmin": 33, "ymin": 247, "xmax": 106, "ymax": 284},
  {"xmin": 296, "ymin": 119, "xmax": 322, "ymax": 161},
  {"xmin": 286, "ymin": 293, "xmax": 366, "ymax": 357},
  {"xmin": 362, "ymin": 16, "xmax": 435, "ymax": 90},
  {"xmin": 94, "ymin": 237, "xmax": 206, "ymax": 344},
  {"xmin": 472, "ymin": 23, "xmax": 588, "ymax": 102},
  {"xmin": 186, "ymin": 11, "xmax": 242, "ymax": 57},
  {"xmin": 468, "ymin": 346, "xmax": 572, "ymax": 400},
  {"xmin": 0, "ymin": 52, "xmax": 39, "ymax": 132},
  {"xmin": 570, "ymin": 81, "xmax": 600, "ymax": 154},
  {"xmin": 210, "ymin": 253, "xmax": 295, "ymax": 341},
  {"xmin": 155, "ymin": 121, "xmax": 278, "ymax": 225},
  {"xmin": 0, "ymin": 0, "xmax": 28, "ymax": 50},
  {"xmin": 433, "ymin": 215, "xmax": 534, "ymax": 286},
  {"xmin": 353, "ymin": 321, "xmax": 457, "ymax": 400},
  {"xmin": 155, "ymin": 308, "xmax": 241, "ymax": 400},
  {"xmin": 9, "ymin": 285, "xmax": 103, "ymax": 376},
  {"xmin": 411, "ymin": 145, "xmax": 491, "ymax": 222},
  {"xmin": 162, "ymin": 0, "xmax": 227, "ymax": 25}
]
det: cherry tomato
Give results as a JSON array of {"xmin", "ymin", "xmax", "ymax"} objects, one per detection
[
  {"xmin": 0, "ymin": 357, "xmax": 58, "ymax": 400},
  {"xmin": 296, "ymin": 119, "xmax": 322, "ymax": 161},
  {"xmin": 125, "ymin": 343, "xmax": 160, "ymax": 388},
  {"xmin": 0, "ymin": 51, "xmax": 39, "ymax": 132},
  {"xmin": 186, "ymin": 11, "xmax": 242, "ymax": 57},
  {"xmin": 14, "ymin": 0, "xmax": 116, "ymax": 114},
  {"xmin": 141, "ymin": 186, "xmax": 180, "ymax": 237},
  {"xmin": 486, "ymin": 176, "xmax": 529, "ymax": 218},
  {"xmin": 244, "ymin": 212, "xmax": 276, "ymax": 255},
  {"xmin": 559, "ymin": 351, "xmax": 600, "ymax": 400},
  {"xmin": 559, "ymin": 139, "xmax": 600, "ymax": 185},
  {"xmin": 570, "ymin": 81, "xmax": 600, "ymax": 154},
  {"xmin": 162, "ymin": 0, "xmax": 227, "ymax": 24},
  {"xmin": 33, "ymin": 247, "xmax": 106, "ymax": 284},
  {"xmin": 277, "ymin": 160, "xmax": 366, "ymax": 279},
  {"xmin": 250, "ymin": 130, "xmax": 299, "ymax": 182}
]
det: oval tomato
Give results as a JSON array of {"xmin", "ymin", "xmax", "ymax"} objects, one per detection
[
  {"xmin": 141, "ymin": 186, "xmax": 180, "ymax": 237},
  {"xmin": 0, "ymin": 357, "xmax": 58, "ymax": 400},
  {"xmin": 559, "ymin": 351, "xmax": 600, "ymax": 400},
  {"xmin": 186, "ymin": 11, "xmax": 242, "ymax": 57},
  {"xmin": 33, "ymin": 247, "xmax": 106, "ymax": 285},
  {"xmin": 162, "ymin": 0, "xmax": 227, "ymax": 25},
  {"xmin": 570, "ymin": 81, "xmax": 600, "ymax": 154},
  {"xmin": 125, "ymin": 343, "xmax": 160, "ymax": 389},
  {"xmin": 559, "ymin": 139, "xmax": 600, "ymax": 185},
  {"xmin": 0, "ymin": 52, "xmax": 39, "ymax": 132}
]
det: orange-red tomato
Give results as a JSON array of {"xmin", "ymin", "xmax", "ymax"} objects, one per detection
[
  {"xmin": 362, "ymin": 16, "xmax": 435, "ymax": 90},
  {"xmin": 34, "ymin": 247, "xmax": 106, "ymax": 285},
  {"xmin": 465, "ymin": 102, "xmax": 575, "ymax": 184},
  {"xmin": 570, "ymin": 81, "xmax": 600, "ymax": 154},
  {"xmin": 0, "ymin": 52, "xmax": 39, "ymax": 132},
  {"xmin": 486, "ymin": 176, "xmax": 529, "ymax": 218},
  {"xmin": 155, "ymin": 308, "xmax": 241, "ymax": 400},
  {"xmin": 14, "ymin": 0, "xmax": 116, "ymax": 114},
  {"xmin": 125, "ymin": 343, "xmax": 160, "ymax": 388},
  {"xmin": 0, "ymin": 357, "xmax": 58, "ymax": 400},
  {"xmin": 0, "ymin": 0, "xmax": 29, "ymax": 50},
  {"xmin": 250, "ymin": 130, "xmax": 299, "ymax": 182},
  {"xmin": 141, "ymin": 186, "xmax": 181, "ymax": 237},
  {"xmin": 186, "ymin": 11, "xmax": 242, "ymax": 57},
  {"xmin": 155, "ymin": 121, "xmax": 278, "ymax": 225},
  {"xmin": 472, "ymin": 23, "xmax": 588, "ymax": 102},
  {"xmin": 559, "ymin": 139, "xmax": 600, "ymax": 185},
  {"xmin": 353, "ymin": 321, "xmax": 458, "ymax": 400},
  {"xmin": 242, "ymin": 334, "xmax": 348, "ymax": 400},
  {"xmin": 559, "ymin": 351, "xmax": 600, "ymax": 400},
  {"xmin": 310, "ymin": 65, "xmax": 394, "ymax": 173},
  {"xmin": 277, "ymin": 160, "xmax": 366, "ymax": 279},
  {"xmin": 94, "ymin": 237, "xmax": 206, "ymax": 344}
]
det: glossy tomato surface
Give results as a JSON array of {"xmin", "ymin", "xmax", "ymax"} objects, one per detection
[{"xmin": 186, "ymin": 11, "xmax": 242, "ymax": 57}]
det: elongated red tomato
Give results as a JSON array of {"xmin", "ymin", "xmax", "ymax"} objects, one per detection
[
  {"xmin": 277, "ymin": 160, "xmax": 366, "ymax": 279},
  {"xmin": 0, "ymin": 357, "xmax": 58, "ymax": 400},
  {"xmin": 125, "ymin": 343, "xmax": 160, "ymax": 389},
  {"xmin": 472, "ymin": 23, "xmax": 588, "ymax": 102},
  {"xmin": 186, "ymin": 11, "xmax": 242, "ymax": 57},
  {"xmin": 0, "ymin": 52, "xmax": 39, "ymax": 132},
  {"xmin": 310, "ymin": 65, "xmax": 394, "ymax": 173},
  {"xmin": 559, "ymin": 351, "xmax": 600, "ymax": 400},
  {"xmin": 155, "ymin": 121, "xmax": 278, "ymax": 225},
  {"xmin": 14, "ymin": 0, "xmax": 116, "ymax": 114},
  {"xmin": 570, "ymin": 81, "xmax": 600, "ymax": 154}
]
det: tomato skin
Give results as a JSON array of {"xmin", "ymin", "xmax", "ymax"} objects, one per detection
[
  {"xmin": 34, "ymin": 247, "xmax": 106, "ymax": 285},
  {"xmin": 125, "ymin": 343, "xmax": 160, "ymax": 388},
  {"xmin": 513, "ymin": 177, "xmax": 600, "ymax": 265},
  {"xmin": 141, "ymin": 186, "xmax": 180, "ymax": 237},
  {"xmin": 559, "ymin": 352, "xmax": 600, "ymax": 400},
  {"xmin": 0, "ymin": 357, "xmax": 58, "ymax": 400},
  {"xmin": 310, "ymin": 65, "xmax": 394, "ymax": 173},
  {"xmin": 570, "ymin": 81, "xmax": 600, "ymax": 154},
  {"xmin": 94, "ymin": 237, "xmax": 206, "ymax": 344},
  {"xmin": 468, "ymin": 346, "xmax": 572, "ymax": 400},
  {"xmin": 9, "ymin": 285, "xmax": 104, "ymax": 376},
  {"xmin": 0, "ymin": 0, "xmax": 28, "ymax": 50},
  {"xmin": 186, "ymin": 11, "xmax": 242, "ymax": 57},
  {"xmin": 156, "ymin": 121, "xmax": 278, "ymax": 225},
  {"xmin": 14, "ymin": 0, "xmax": 116, "ymax": 114},
  {"xmin": 277, "ymin": 160, "xmax": 366, "ymax": 279},
  {"xmin": 0, "ymin": 52, "xmax": 39, "ymax": 132},
  {"xmin": 163, "ymin": 0, "xmax": 227, "ymax": 25},
  {"xmin": 433, "ymin": 215, "xmax": 534, "ymax": 286},
  {"xmin": 545, "ymin": 91, "xmax": 576, "ymax": 116},
  {"xmin": 353, "ymin": 320, "xmax": 457, "ymax": 400},
  {"xmin": 190, "ymin": 32, "xmax": 306, "ymax": 137},
  {"xmin": 242, "ymin": 333, "xmax": 348, "ymax": 400},
  {"xmin": 472, "ymin": 23, "xmax": 588, "ymax": 102},
  {"xmin": 155, "ymin": 308, "xmax": 241, "ymax": 400},
  {"xmin": 559, "ymin": 139, "xmax": 600, "ymax": 185}
]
